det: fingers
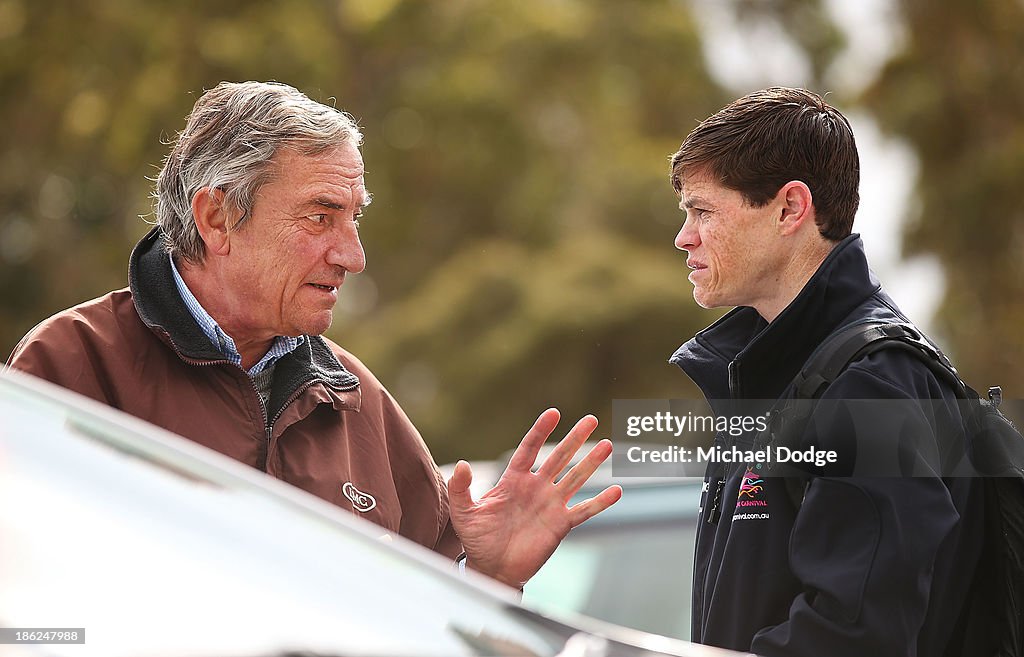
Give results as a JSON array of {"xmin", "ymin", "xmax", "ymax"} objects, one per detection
[
  {"xmin": 556, "ymin": 438, "xmax": 613, "ymax": 498},
  {"xmin": 505, "ymin": 408, "xmax": 561, "ymax": 473},
  {"xmin": 568, "ymin": 484, "xmax": 623, "ymax": 528},
  {"xmin": 535, "ymin": 414, "xmax": 598, "ymax": 480},
  {"xmin": 447, "ymin": 460, "xmax": 475, "ymax": 512}
]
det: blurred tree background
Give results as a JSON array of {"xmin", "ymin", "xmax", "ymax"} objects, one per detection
[
  {"xmin": 1, "ymin": 0, "xmax": 1021, "ymax": 462},
  {"xmin": 863, "ymin": 0, "xmax": 1024, "ymax": 403},
  {"xmin": 748, "ymin": 0, "xmax": 1024, "ymax": 420}
]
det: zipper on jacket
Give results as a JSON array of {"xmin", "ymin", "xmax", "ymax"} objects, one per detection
[
  {"xmin": 260, "ymin": 425, "xmax": 272, "ymax": 472},
  {"xmin": 160, "ymin": 328, "xmax": 348, "ymax": 473},
  {"xmin": 255, "ymin": 384, "xmax": 272, "ymax": 472},
  {"xmin": 706, "ymin": 478, "xmax": 726, "ymax": 524},
  {"xmin": 259, "ymin": 378, "xmax": 326, "ymax": 471},
  {"xmin": 715, "ymin": 359, "xmax": 740, "ymax": 524},
  {"xmin": 161, "ymin": 331, "xmax": 276, "ymax": 471},
  {"xmin": 728, "ymin": 359, "xmax": 741, "ymax": 398}
]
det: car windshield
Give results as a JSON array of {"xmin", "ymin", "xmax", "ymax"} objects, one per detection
[{"xmin": 0, "ymin": 373, "xmax": 590, "ymax": 657}]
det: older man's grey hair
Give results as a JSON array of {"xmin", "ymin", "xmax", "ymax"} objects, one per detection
[{"xmin": 154, "ymin": 80, "xmax": 363, "ymax": 264}]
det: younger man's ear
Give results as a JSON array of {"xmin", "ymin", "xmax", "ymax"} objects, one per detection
[
  {"xmin": 775, "ymin": 180, "xmax": 814, "ymax": 236},
  {"xmin": 191, "ymin": 187, "xmax": 233, "ymax": 256}
]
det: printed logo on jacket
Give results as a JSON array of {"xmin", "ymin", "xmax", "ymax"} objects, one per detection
[
  {"xmin": 342, "ymin": 482, "xmax": 377, "ymax": 513},
  {"xmin": 733, "ymin": 467, "xmax": 769, "ymax": 521}
]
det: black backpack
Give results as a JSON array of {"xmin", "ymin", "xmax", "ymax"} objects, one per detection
[{"xmin": 775, "ymin": 320, "xmax": 1024, "ymax": 656}]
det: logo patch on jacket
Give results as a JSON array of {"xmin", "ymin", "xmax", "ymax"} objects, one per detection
[
  {"xmin": 733, "ymin": 467, "xmax": 769, "ymax": 521},
  {"xmin": 342, "ymin": 482, "xmax": 377, "ymax": 513}
]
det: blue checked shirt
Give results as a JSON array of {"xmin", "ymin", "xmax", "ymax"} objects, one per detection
[{"xmin": 169, "ymin": 255, "xmax": 304, "ymax": 376}]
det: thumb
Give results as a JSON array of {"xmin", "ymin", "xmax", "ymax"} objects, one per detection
[{"xmin": 447, "ymin": 460, "xmax": 475, "ymax": 512}]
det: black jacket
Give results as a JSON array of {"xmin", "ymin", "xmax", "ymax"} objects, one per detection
[{"xmin": 671, "ymin": 235, "xmax": 984, "ymax": 657}]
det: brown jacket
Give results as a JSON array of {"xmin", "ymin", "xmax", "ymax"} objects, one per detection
[{"xmin": 8, "ymin": 229, "xmax": 462, "ymax": 558}]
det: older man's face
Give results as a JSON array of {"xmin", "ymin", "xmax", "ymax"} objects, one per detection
[{"xmin": 221, "ymin": 142, "xmax": 368, "ymax": 340}]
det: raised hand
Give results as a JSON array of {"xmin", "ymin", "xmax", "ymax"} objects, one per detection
[{"xmin": 447, "ymin": 408, "xmax": 623, "ymax": 588}]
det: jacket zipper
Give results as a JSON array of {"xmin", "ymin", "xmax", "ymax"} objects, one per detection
[
  {"xmin": 706, "ymin": 358, "xmax": 739, "ymax": 525},
  {"xmin": 255, "ymin": 381, "xmax": 271, "ymax": 472},
  {"xmin": 706, "ymin": 478, "xmax": 726, "ymax": 524},
  {"xmin": 728, "ymin": 358, "xmax": 741, "ymax": 398},
  {"xmin": 259, "ymin": 378, "xmax": 328, "ymax": 472},
  {"xmin": 161, "ymin": 330, "xmax": 354, "ymax": 472},
  {"xmin": 162, "ymin": 334, "xmax": 274, "ymax": 470}
]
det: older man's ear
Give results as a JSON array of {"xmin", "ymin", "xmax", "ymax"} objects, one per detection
[{"xmin": 190, "ymin": 187, "xmax": 233, "ymax": 257}]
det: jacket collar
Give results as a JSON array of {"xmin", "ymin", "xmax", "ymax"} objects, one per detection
[
  {"xmin": 128, "ymin": 228, "xmax": 360, "ymax": 414},
  {"xmin": 670, "ymin": 234, "xmax": 883, "ymax": 401}
]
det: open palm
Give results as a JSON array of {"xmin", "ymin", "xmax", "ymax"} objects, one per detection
[{"xmin": 447, "ymin": 409, "xmax": 622, "ymax": 588}]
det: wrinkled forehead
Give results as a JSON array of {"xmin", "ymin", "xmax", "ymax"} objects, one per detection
[
  {"xmin": 272, "ymin": 141, "xmax": 370, "ymax": 202},
  {"xmin": 678, "ymin": 168, "xmax": 726, "ymax": 208}
]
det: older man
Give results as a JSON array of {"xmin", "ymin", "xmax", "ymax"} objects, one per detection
[
  {"xmin": 7, "ymin": 81, "xmax": 621, "ymax": 589},
  {"xmin": 668, "ymin": 88, "xmax": 983, "ymax": 655}
]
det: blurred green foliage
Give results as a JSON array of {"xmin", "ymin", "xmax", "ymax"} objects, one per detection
[
  {"xmin": 0, "ymin": 0, "xmax": 721, "ymax": 461},
  {"xmin": 1, "ymin": 0, "xmax": 1021, "ymax": 462},
  {"xmin": 862, "ymin": 0, "xmax": 1024, "ymax": 401},
  {"xmin": 755, "ymin": 0, "xmax": 1024, "ymax": 412}
]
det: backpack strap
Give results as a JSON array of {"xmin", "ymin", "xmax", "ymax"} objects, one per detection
[
  {"xmin": 780, "ymin": 322, "xmax": 1024, "ymax": 653},
  {"xmin": 792, "ymin": 320, "xmax": 966, "ymax": 401},
  {"xmin": 779, "ymin": 320, "xmax": 966, "ymax": 510}
]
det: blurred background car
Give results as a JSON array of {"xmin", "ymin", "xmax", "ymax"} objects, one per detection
[
  {"xmin": 0, "ymin": 369, "xmax": 739, "ymax": 657},
  {"xmin": 443, "ymin": 447, "xmax": 702, "ymax": 642}
]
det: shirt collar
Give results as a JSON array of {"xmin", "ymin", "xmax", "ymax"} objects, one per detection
[{"xmin": 168, "ymin": 254, "xmax": 304, "ymax": 376}]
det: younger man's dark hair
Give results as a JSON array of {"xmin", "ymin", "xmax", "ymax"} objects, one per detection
[{"xmin": 670, "ymin": 87, "xmax": 860, "ymax": 240}]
